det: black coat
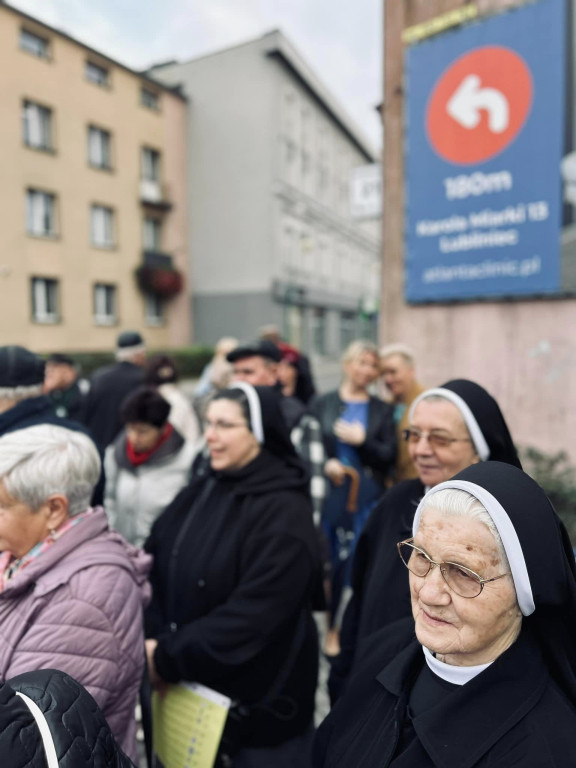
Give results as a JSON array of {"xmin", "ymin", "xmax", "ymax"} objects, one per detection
[
  {"xmin": 329, "ymin": 479, "xmax": 424, "ymax": 700},
  {"xmin": 315, "ymin": 619, "xmax": 576, "ymax": 767},
  {"xmin": 3, "ymin": 669, "xmax": 134, "ymax": 767},
  {"xmin": 0, "ymin": 395, "xmax": 103, "ymax": 503},
  {"xmin": 0, "ymin": 395, "xmax": 91, "ymax": 439},
  {"xmin": 312, "ymin": 390, "xmax": 396, "ymax": 487},
  {"xmin": 84, "ymin": 361, "xmax": 144, "ymax": 450},
  {"xmin": 47, "ymin": 379, "xmax": 88, "ymax": 422},
  {"xmin": 145, "ymin": 449, "xmax": 323, "ymax": 749}
]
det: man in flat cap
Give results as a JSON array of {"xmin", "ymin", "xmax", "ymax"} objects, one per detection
[
  {"xmin": 0, "ymin": 346, "xmax": 90, "ymax": 438},
  {"xmin": 43, "ymin": 353, "xmax": 90, "ymax": 422},
  {"xmin": 83, "ymin": 331, "xmax": 146, "ymax": 452},
  {"xmin": 228, "ymin": 339, "xmax": 326, "ymax": 525}
]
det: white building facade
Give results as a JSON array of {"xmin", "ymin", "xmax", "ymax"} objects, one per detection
[{"xmin": 150, "ymin": 31, "xmax": 380, "ymax": 359}]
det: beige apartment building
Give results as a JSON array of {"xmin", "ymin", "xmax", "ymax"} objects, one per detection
[{"xmin": 0, "ymin": 3, "xmax": 190, "ymax": 353}]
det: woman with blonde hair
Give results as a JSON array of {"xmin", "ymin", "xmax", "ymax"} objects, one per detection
[{"xmin": 312, "ymin": 340, "xmax": 396, "ymax": 654}]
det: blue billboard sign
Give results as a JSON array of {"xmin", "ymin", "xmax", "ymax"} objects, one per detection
[{"xmin": 405, "ymin": 0, "xmax": 566, "ymax": 302}]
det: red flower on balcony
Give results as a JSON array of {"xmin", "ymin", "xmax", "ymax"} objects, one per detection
[{"xmin": 135, "ymin": 265, "xmax": 184, "ymax": 298}]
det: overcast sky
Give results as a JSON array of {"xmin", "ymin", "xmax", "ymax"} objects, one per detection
[{"xmin": 11, "ymin": 0, "xmax": 383, "ymax": 149}]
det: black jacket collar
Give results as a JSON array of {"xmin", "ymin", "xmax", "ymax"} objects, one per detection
[
  {"xmin": 0, "ymin": 395, "xmax": 52, "ymax": 431},
  {"xmin": 376, "ymin": 630, "xmax": 548, "ymax": 768}
]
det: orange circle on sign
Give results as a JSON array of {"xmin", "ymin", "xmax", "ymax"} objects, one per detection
[{"xmin": 427, "ymin": 46, "xmax": 533, "ymax": 165}]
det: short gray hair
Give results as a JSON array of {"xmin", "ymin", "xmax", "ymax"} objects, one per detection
[
  {"xmin": 116, "ymin": 345, "xmax": 146, "ymax": 362},
  {"xmin": 418, "ymin": 488, "xmax": 508, "ymax": 569},
  {"xmin": 0, "ymin": 425, "xmax": 101, "ymax": 517},
  {"xmin": 379, "ymin": 343, "xmax": 415, "ymax": 366}
]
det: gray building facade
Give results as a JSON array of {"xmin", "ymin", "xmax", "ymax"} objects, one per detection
[{"xmin": 150, "ymin": 31, "xmax": 381, "ymax": 360}]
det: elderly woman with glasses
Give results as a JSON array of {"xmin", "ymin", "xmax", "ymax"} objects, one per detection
[
  {"xmin": 0, "ymin": 424, "xmax": 150, "ymax": 763},
  {"xmin": 145, "ymin": 383, "xmax": 323, "ymax": 767},
  {"xmin": 314, "ymin": 462, "xmax": 576, "ymax": 766},
  {"xmin": 328, "ymin": 379, "xmax": 521, "ymax": 701}
]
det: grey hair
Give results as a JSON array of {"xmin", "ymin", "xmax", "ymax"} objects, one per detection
[
  {"xmin": 418, "ymin": 488, "xmax": 509, "ymax": 569},
  {"xmin": 379, "ymin": 343, "xmax": 415, "ymax": 366},
  {"xmin": 0, "ymin": 425, "xmax": 101, "ymax": 517},
  {"xmin": 0, "ymin": 384, "xmax": 44, "ymax": 402},
  {"xmin": 115, "ymin": 345, "xmax": 146, "ymax": 362},
  {"xmin": 341, "ymin": 339, "xmax": 379, "ymax": 365}
]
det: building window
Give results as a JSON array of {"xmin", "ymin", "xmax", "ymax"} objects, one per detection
[
  {"xmin": 20, "ymin": 29, "xmax": 50, "ymax": 59},
  {"xmin": 90, "ymin": 205, "xmax": 115, "ymax": 248},
  {"xmin": 26, "ymin": 189, "xmax": 56, "ymax": 237},
  {"xmin": 31, "ymin": 277, "xmax": 59, "ymax": 323},
  {"xmin": 340, "ymin": 311, "xmax": 357, "ymax": 351},
  {"xmin": 145, "ymin": 293, "xmax": 164, "ymax": 325},
  {"xmin": 93, "ymin": 283, "xmax": 117, "ymax": 325},
  {"xmin": 88, "ymin": 126, "xmax": 112, "ymax": 169},
  {"xmin": 310, "ymin": 308, "xmax": 326, "ymax": 356},
  {"xmin": 141, "ymin": 147, "xmax": 160, "ymax": 181},
  {"xmin": 22, "ymin": 101, "xmax": 52, "ymax": 151},
  {"xmin": 85, "ymin": 60, "xmax": 109, "ymax": 86},
  {"xmin": 143, "ymin": 217, "xmax": 162, "ymax": 250},
  {"xmin": 141, "ymin": 87, "xmax": 159, "ymax": 110},
  {"xmin": 359, "ymin": 313, "xmax": 378, "ymax": 344}
]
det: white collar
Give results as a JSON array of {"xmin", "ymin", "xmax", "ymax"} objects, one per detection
[{"xmin": 422, "ymin": 645, "xmax": 492, "ymax": 685}]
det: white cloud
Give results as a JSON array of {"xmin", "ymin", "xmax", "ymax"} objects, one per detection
[{"xmin": 9, "ymin": 0, "xmax": 382, "ymax": 146}]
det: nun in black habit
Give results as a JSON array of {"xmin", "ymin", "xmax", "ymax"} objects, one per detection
[
  {"xmin": 329, "ymin": 379, "xmax": 521, "ymax": 701},
  {"xmin": 144, "ymin": 383, "xmax": 322, "ymax": 767},
  {"xmin": 315, "ymin": 461, "xmax": 576, "ymax": 767}
]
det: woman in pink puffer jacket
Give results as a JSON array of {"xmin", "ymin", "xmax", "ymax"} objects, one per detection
[{"xmin": 0, "ymin": 424, "xmax": 150, "ymax": 763}]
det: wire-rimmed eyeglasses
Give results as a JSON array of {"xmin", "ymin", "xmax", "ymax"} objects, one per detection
[
  {"xmin": 397, "ymin": 538, "xmax": 510, "ymax": 598},
  {"xmin": 402, "ymin": 428, "xmax": 472, "ymax": 449}
]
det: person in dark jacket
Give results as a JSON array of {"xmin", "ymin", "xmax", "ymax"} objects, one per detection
[
  {"xmin": 314, "ymin": 462, "xmax": 576, "ymax": 767},
  {"xmin": 259, "ymin": 324, "xmax": 316, "ymax": 404},
  {"xmin": 83, "ymin": 331, "xmax": 146, "ymax": 452},
  {"xmin": 0, "ymin": 346, "xmax": 91, "ymax": 439},
  {"xmin": 0, "ymin": 669, "xmax": 135, "ymax": 768},
  {"xmin": 228, "ymin": 339, "xmax": 327, "ymax": 525},
  {"xmin": 145, "ymin": 383, "xmax": 323, "ymax": 767},
  {"xmin": 4, "ymin": 668, "xmax": 134, "ymax": 767},
  {"xmin": 43, "ymin": 352, "xmax": 90, "ymax": 422},
  {"xmin": 329, "ymin": 379, "xmax": 521, "ymax": 701},
  {"xmin": 312, "ymin": 340, "xmax": 396, "ymax": 655}
]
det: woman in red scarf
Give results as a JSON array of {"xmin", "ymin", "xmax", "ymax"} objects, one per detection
[{"xmin": 104, "ymin": 386, "xmax": 197, "ymax": 547}]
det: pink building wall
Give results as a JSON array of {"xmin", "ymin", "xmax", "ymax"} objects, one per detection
[{"xmin": 388, "ymin": 301, "xmax": 576, "ymax": 460}]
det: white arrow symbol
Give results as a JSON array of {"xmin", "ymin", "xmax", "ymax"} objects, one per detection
[{"xmin": 446, "ymin": 74, "xmax": 509, "ymax": 133}]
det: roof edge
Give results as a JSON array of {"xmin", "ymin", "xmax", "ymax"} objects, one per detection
[
  {"xmin": 2, "ymin": 1, "xmax": 187, "ymax": 101},
  {"xmin": 261, "ymin": 30, "xmax": 379, "ymax": 161}
]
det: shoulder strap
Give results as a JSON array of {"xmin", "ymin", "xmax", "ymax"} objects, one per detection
[{"xmin": 16, "ymin": 691, "xmax": 59, "ymax": 767}]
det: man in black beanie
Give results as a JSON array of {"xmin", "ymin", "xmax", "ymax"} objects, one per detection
[
  {"xmin": 83, "ymin": 331, "xmax": 146, "ymax": 452},
  {"xmin": 0, "ymin": 346, "xmax": 89, "ymax": 439}
]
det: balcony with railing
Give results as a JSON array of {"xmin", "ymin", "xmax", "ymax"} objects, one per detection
[{"xmin": 139, "ymin": 179, "xmax": 172, "ymax": 211}]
